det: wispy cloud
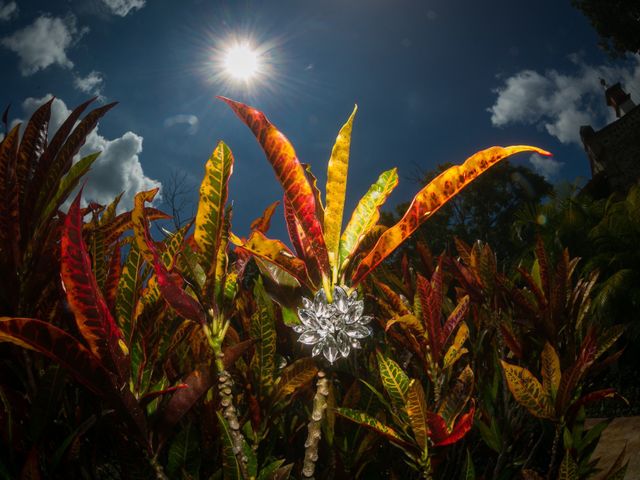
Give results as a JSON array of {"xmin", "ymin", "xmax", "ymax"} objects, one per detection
[
  {"xmin": 1, "ymin": 14, "xmax": 87, "ymax": 75},
  {"xmin": 102, "ymin": 0, "xmax": 146, "ymax": 17},
  {"xmin": 529, "ymin": 153, "xmax": 563, "ymax": 180},
  {"xmin": 0, "ymin": 1, "xmax": 17, "ymax": 22},
  {"xmin": 21, "ymin": 95, "xmax": 161, "ymax": 211},
  {"xmin": 74, "ymin": 70, "xmax": 105, "ymax": 98},
  {"xmin": 164, "ymin": 114, "xmax": 199, "ymax": 135},
  {"xmin": 488, "ymin": 55, "xmax": 640, "ymax": 145}
]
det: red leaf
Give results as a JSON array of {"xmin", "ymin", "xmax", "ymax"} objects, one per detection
[
  {"xmin": 250, "ymin": 200, "xmax": 280, "ymax": 234},
  {"xmin": 434, "ymin": 402, "xmax": 475, "ymax": 446},
  {"xmin": 61, "ymin": 191, "xmax": 128, "ymax": 381},
  {"xmin": 140, "ymin": 219, "xmax": 206, "ymax": 325},
  {"xmin": 219, "ymin": 97, "xmax": 330, "ymax": 280}
]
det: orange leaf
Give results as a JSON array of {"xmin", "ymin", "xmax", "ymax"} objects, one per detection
[
  {"xmin": 219, "ymin": 97, "xmax": 330, "ymax": 280},
  {"xmin": 352, "ymin": 146, "xmax": 551, "ymax": 283}
]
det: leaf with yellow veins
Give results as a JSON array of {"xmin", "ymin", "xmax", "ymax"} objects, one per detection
[
  {"xmin": 541, "ymin": 342, "xmax": 561, "ymax": 401},
  {"xmin": 230, "ymin": 231, "xmax": 312, "ymax": 289},
  {"xmin": 194, "ymin": 141, "xmax": 234, "ymax": 281},
  {"xmin": 324, "ymin": 105, "xmax": 357, "ymax": 281},
  {"xmin": 352, "ymin": 146, "xmax": 552, "ymax": 284},
  {"xmin": 405, "ymin": 379, "xmax": 429, "ymax": 451},
  {"xmin": 219, "ymin": 97, "xmax": 330, "ymax": 279},
  {"xmin": 340, "ymin": 168, "xmax": 398, "ymax": 272},
  {"xmin": 443, "ymin": 322, "xmax": 470, "ymax": 370},
  {"xmin": 132, "ymin": 188, "xmax": 160, "ymax": 264},
  {"xmin": 500, "ymin": 360, "xmax": 555, "ymax": 419}
]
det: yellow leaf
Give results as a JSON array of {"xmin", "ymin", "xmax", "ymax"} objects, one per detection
[
  {"xmin": 324, "ymin": 105, "xmax": 357, "ymax": 283},
  {"xmin": 500, "ymin": 360, "xmax": 554, "ymax": 419},
  {"xmin": 132, "ymin": 188, "xmax": 160, "ymax": 264},
  {"xmin": 405, "ymin": 379, "xmax": 429, "ymax": 451},
  {"xmin": 541, "ymin": 342, "xmax": 561, "ymax": 401},
  {"xmin": 442, "ymin": 322, "xmax": 470, "ymax": 370}
]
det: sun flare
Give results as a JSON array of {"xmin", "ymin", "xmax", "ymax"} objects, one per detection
[{"xmin": 223, "ymin": 43, "xmax": 260, "ymax": 81}]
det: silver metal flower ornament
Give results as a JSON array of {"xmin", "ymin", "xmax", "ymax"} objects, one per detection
[{"xmin": 293, "ymin": 285, "xmax": 373, "ymax": 363}]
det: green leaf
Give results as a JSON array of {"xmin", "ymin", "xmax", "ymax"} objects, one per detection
[
  {"xmin": 336, "ymin": 408, "xmax": 410, "ymax": 447},
  {"xmin": 39, "ymin": 152, "xmax": 100, "ymax": 224},
  {"xmin": 217, "ymin": 412, "xmax": 243, "ymax": 480},
  {"xmin": 250, "ymin": 278, "xmax": 277, "ymax": 398},
  {"xmin": 339, "ymin": 168, "xmax": 398, "ymax": 271},
  {"xmin": 116, "ymin": 244, "xmax": 145, "ymax": 346},
  {"xmin": 376, "ymin": 350, "xmax": 410, "ymax": 407},
  {"xmin": 462, "ymin": 449, "xmax": 475, "ymax": 480},
  {"xmin": 167, "ymin": 421, "xmax": 201, "ymax": 478},
  {"xmin": 558, "ymin": 450, "xmax": 578, "ymax": 480}
]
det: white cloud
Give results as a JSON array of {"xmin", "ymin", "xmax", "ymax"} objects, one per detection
[
  {"xmin": 102, "ymin": 0, "xmax": 146, "ymax": 16},
  {"xmin": 0, "ymin": 1, "xmax": 17, "ymax": 21},
  {"xmin": 74, "ymin": 71, "xmax": 105, "ymax": 97},
  {"xmin": 164, "ymin": 114, "xmax": 199, "ymax": 135},
  {"xmin": 529, "ymin": 153, "xmax": 563, "ymax": 180},
  {"xmin": 1, "ymin": 14, "xmax": 86, "ymax": 76},
  {"xmin": 489, "ymin": 56, "xmax": 640, "ymax": 145},
  {"xmin": 21, "ymin": 95, "xmax": 161, "ymax": 211}
]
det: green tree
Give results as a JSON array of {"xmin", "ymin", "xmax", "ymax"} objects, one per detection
[{"xmin": 572, "ymin": 0, "xmax": 640, "ymax": 56}]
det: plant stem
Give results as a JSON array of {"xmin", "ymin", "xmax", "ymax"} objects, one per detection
[
  {"xmin": 302, "ymin": 370, "xmax": 329, "ymax": 479},
  {"xmin": 547, "ymin": 424, "xmax": 561, "ymax": 480},
  {"xmin": 205, "ymin": 316, "xmax": 249, "ymax": 479}
]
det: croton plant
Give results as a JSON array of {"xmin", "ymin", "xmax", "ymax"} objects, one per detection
[{"xmin": 220, "ymin": 97, "xmax": 549, "ymax": 363}]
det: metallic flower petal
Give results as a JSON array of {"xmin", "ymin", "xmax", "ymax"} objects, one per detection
[
  {"xmin": 345, "ymin": 324, "xmax": 372, "ymax": 339},
  {"xmin": 323, "ymin": 336, "xmax": 340, "ymax": 363},
  {"xmin": 336, "ymin": 331, "xmax": 351, "ymax": 358},
  {"xmin": 333, "ymin": 285, "xmax": 349, "ymax": 313},
  {"xmin": 299, "ymin": 330, "xmax": 324, "ymax": 345},
  {"xmin": 295, "ymin": 286, "xmax": 373, "ymax": 362},
  {"xmin": 345, "ymin": 301, "xmax": 364, "ymax": 324},
  {"xmin": 298, "ymin": 308, "xmax": 319, "ymax": 328}
]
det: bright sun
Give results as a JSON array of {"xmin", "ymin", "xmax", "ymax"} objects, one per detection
[{"xmin": 223, "ymin": 43, "xmax": 260, "ymax": 81}]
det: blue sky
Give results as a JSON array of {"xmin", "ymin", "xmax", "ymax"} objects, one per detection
[{"xmin": 2, "ymin": 0, "xmax": 640, "ymax": 238}]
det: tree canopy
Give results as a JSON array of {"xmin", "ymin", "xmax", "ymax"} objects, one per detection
[{"xmin": 572, "ymin": 0, "xmax": 640, "ymax": 55}]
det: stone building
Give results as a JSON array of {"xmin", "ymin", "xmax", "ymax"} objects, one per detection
[{"xmin": 580, "ymin": 82, "xmax": 640, "ymax": 197}]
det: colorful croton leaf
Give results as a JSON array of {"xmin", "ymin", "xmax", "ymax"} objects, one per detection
[
  {"xmin": 221, "ymin": 96, "xmax": 550, "ymax": 362},
  {"xmin": 501, "ymin": 334, "xmax": 625, "ymax": 422}
]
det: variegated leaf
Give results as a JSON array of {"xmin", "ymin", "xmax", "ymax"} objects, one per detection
[
  {"xmin": 541, "ymin": 342, "xmax": 561, "ymax": 401},
  {"xmin": 405, "ymin": 379, "xmax": 429, "ymax": 450},
  {"xmin": 336, "ymin": 408, "xmax": 410, "ymax": 447},
  {"xmin": 340, "ymin": 168, "xmax": 398, "ymax": 271},
  {"xmin": 442, "ymin": 322, "xmax": 470, "ymax": 370},
  {"xmin": 352, "ymin": 146, "xmax": 551, "ymax": 283},
  {"xmin": 194, "ymin": 141, "xmax": 234, "ymax": 292},
  {"xmin": 219, "ymin": 97, "xmax": 330, "ymax": 279},
  {"xmin": 500, "ymin": 360, "xmax": 554, "ymax": 419},
  {"xmin": 275, "ymin": 358, "xmax": 318, "ymax": 401},
  {"xmin": 324, "ymin": 105, "xmax": 357, "ymax": 281},
  {"xmin": 376, "ymin": 350, "xmax": 410, "ymax": 407}
]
